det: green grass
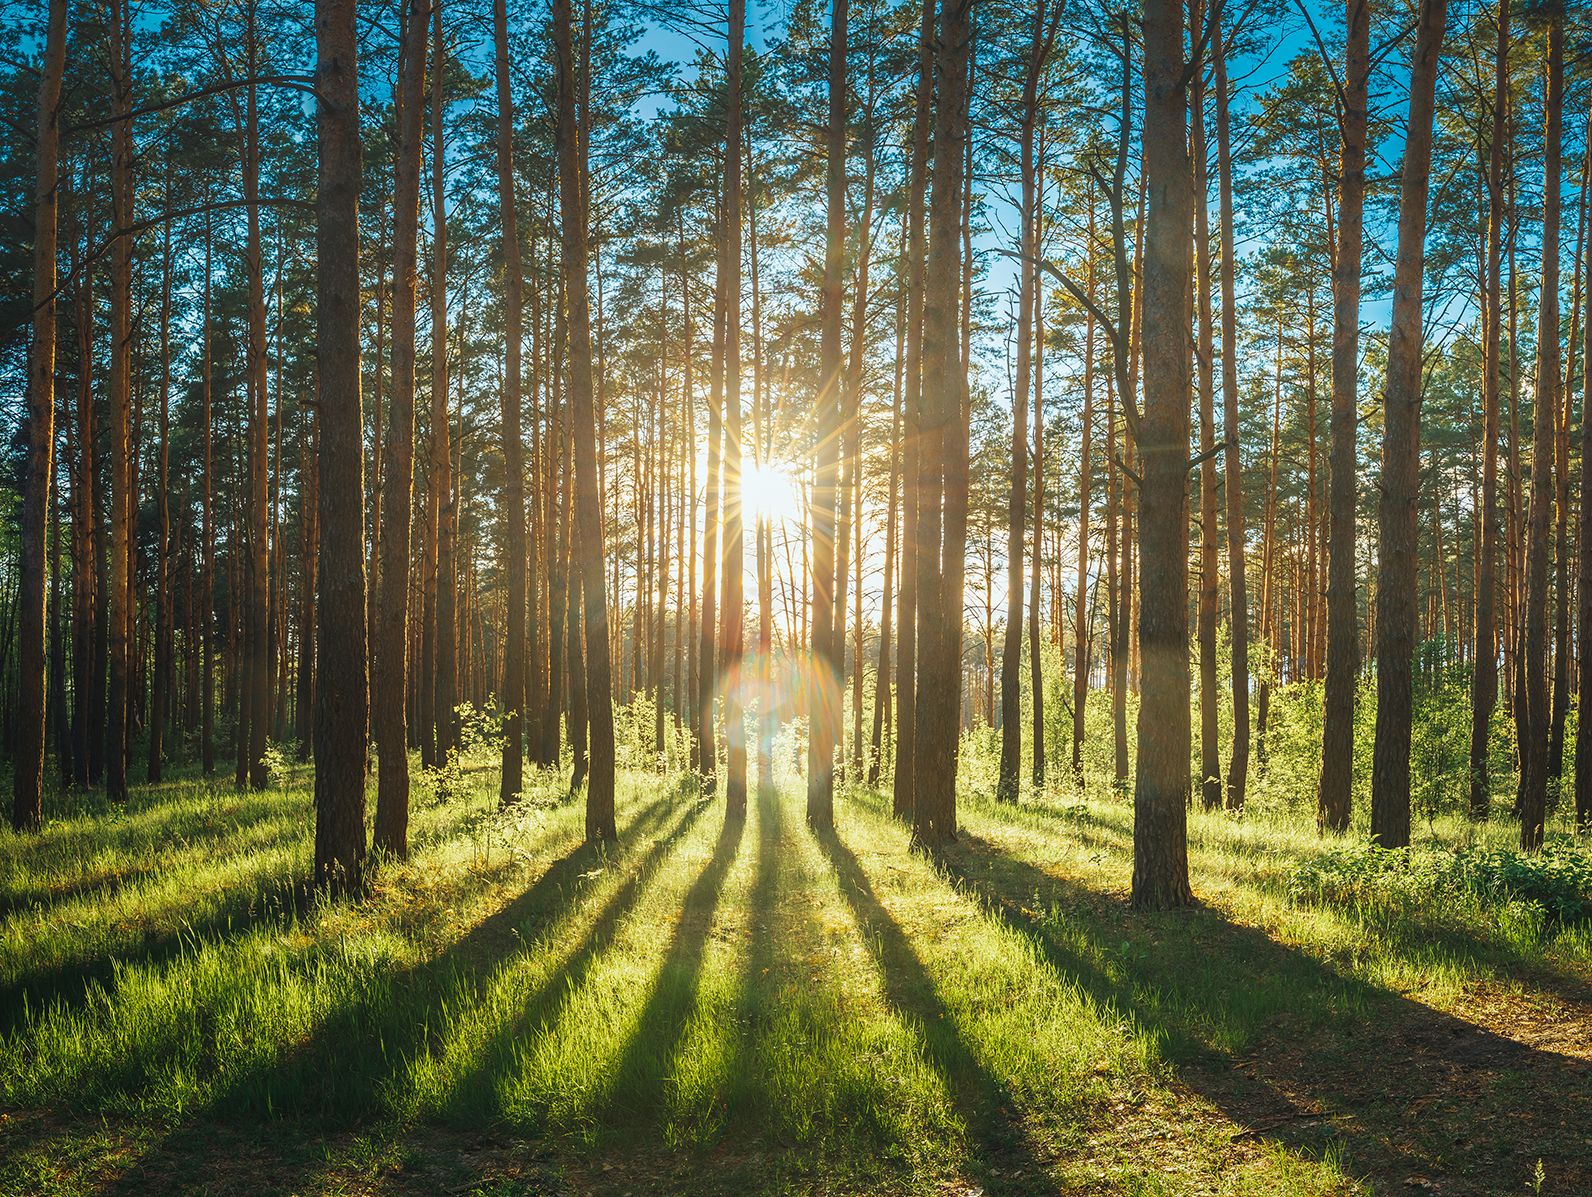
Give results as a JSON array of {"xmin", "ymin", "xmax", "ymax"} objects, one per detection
[{"xmin": 1, "ymin": 746, "xmax": 1589, "ymax": 1195}]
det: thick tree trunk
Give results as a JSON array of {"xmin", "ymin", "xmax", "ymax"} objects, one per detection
[
  {"xmin": 1131, "ymin": 0, "xmax": 1195, "ymax": 909},
  {"xmin": 373, "ymin": 0, "xmax": 428, "ymax": 857},
  {"xmin": 1370, "ymin": 0, "xmax": 1449, "ymax": 849},
  {"xmin": 1320, "ymin": 0, "xmax": 1369, "ymax": 832},
  {"xmin": 911, "ymin": 0, "xmax": 973, "ymax": 850},
  {"xmin": 553, "ymin": 0, "xmax": 616, "ymax": 841},
  {"xmin": 312, "ymin": 0, "xmax": 369, "ymax": 894},
  {"xmin": 13, "ymin": 0, "xmax": 66, "ymax": 830}
]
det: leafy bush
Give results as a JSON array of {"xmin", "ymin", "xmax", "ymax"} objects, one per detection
[{"xmin": 1289, "ymin": 839, "xmax": 1592, "ymax": 931}]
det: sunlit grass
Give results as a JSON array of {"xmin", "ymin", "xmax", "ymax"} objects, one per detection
[{"xmin": 1, "ymin": 735, "xmax": 1586, "ymax": 1194}]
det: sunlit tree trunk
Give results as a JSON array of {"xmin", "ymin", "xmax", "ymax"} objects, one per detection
[
  {"xmin": 893, "ymin": 0, "xmax": 933, "ymax": 821},
  {"xmin": 1517, "ymin": 8, "xmax": 1561, "ymax": 853},
  {"xmin": 1319, "ymin": 0, "xmax": 1368, "ymax": 831},
  {"xmin": 1371, "ymin": 0, "xmax": 1449, "ymax": 850},
  {"xmin": 554, "ymin": 0, "xmax": 616, "ymax": 841},
  {"xmin": 1131, "ymin": 0, "xmax": 1195, "ymax": 909},
  {"xmin": 1212, "ymin": 0, "xmax": 1249, "ymax": 811},
  {"xmin": 373, "ymin": 0, "xmax": 428, "ymax": 856}
]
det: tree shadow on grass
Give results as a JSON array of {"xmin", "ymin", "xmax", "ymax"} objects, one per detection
[
  {"xmin": 600, "ymin": 805, "xmax": 745, "ymax": 1129},
  {"xmin": 1000, "ymin": 793, "xmax": 1592, "ymax": 1016},
  {"xmin": 433, "ymin": 793, "xmax": 717, "ymax": 1123},
  {"xmin": 814, "ymin": 824, "xmax": 1067, "ymax": 1197},
  {"xmin": 940, "ymin": 830, "xmax": 1592, "ymax": 1196},
  {"xmin": 84, "ymin": 790, "xmax": 690, "ymax": 1196}
]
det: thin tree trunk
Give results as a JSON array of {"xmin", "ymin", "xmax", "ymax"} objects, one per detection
[
  {"xmin": 893, "ymin": 0, "xmax": 933, "ymax": 822},
  {"xmin": 1320, "ymin": 0, "xmax": 1369, "ymax": 831},
  {"xmin": 13, "ymin": 0, "xmax": 66, "ymax": 830},
  {"xmin": 554, "ymin": 0, "xmax": 616, "ymax": 840},
  {"xmin": 808, "ymin": 0, "xmax": 848, "ymax": 829},
  {"xmin": 494, "ymin": 0, "xmax": 529, "ymax": 806},
  {"xmin": 1517, "ymin": 9, "xmax": 1562, "ymax": 852},
  {"xmin": 720, "ymin": 0, "xmax": 747, "ymax": 815},
  {"xmin": 106, "ymin": 0, "xmax": 133, "ymax": 804},
  {"xmin": 1213, "ymin": 0, "xmax": 1250, "ymax": 811},
  {"xmin": 373, "ymin": 0, "xmax": 429, "ymax": 856}
]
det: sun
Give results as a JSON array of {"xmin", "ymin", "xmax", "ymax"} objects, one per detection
[{"xmin": 741, "ymin": 459, "xmax": 802, "ymax": 527}]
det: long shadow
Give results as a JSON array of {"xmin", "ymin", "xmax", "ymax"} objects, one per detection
[
  {"xmin": 90, "ymin": 789, "xmax": 688, "ymax": 1197},
  {"xmin": 435, "ymin": 793, "xmax": 715, "ymax": 1122},
  {"xmin": 601, "ymin": 805, "xmax": 745, "ymax": 1128},
  {"xmin": 814, "ymin": 824, "xmax": 1065, "ymax": 1197},
  {"xmin": 980, "ymin": 792, "xmax": 1592, "ymax": 1014},
  {"xmin": 941, "ymin": 830, "xmax": 1592, "ymax": 1196}
]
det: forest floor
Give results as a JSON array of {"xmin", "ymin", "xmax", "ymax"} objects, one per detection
[{"xmin": 2, "ymin": 754, "xmax": 1590, "ymax": 1196}]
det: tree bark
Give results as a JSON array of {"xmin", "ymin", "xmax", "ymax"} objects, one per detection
[
  {"xmin": 1212, "ymin": 0, "xmax": 1250, "ymax": 811},
  {"xmin": 808, "ymin": 0, "xmax": 848, "ymax": 829},
  {"xmin": 553, "ymin": 0, "xmax": 616, "ymax": 841},
  {"xmin": 893, "ymin": 0, "xmax": 934, "ymax": 821},
  {"xmin": 1517, "ymin": 9, "xmax": 1561, "ymax": 853},
  {"xmin": 1319, "ymin": 0, "xmax": 1369, "ymax": 832},
  {"xmin": 494, "ymin": 0, "xmax": 528, "ymax": 806},
  {"xmin": 911, "ymin": 0, "xmax": 973, "ymax": 850},
  {"xmin": 373, "ymin": 0, "xmax": 428, "ymax": 856},
  {"xmin": 720, "ymin": 0, "xmax": 747, "ymax": 816},
  {"xmin": 13, "ymin": 0, "xmax": 66, "ymax": 830},
  {"xmin": 312, "ymin": 0, "xmax": 369, "ymax": 893},
  {"xmin": 1131, "ymin": 0, "xmax": 1195, "ymax": 909},
  {"xmin": 1370, "ymin": 0, "xmax": 1449, "ymax": 849}
]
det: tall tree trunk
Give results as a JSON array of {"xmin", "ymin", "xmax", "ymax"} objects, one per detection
[
  {"xmin": 244, "ymin": 32, "xmax": 271, "ymax": 791},
  {"xmin": 13, "ymin": 0, "xmax": 66, "ymax": 830},
  {"xmin": 911, "ymin": 0, "xmax": 973, "ymax": 849},
  {"xmin": 808, "ymin": 0, "xmax": 847, "ymax": 829},
  {"xmin": 999, "ymin": 0, "xmax": 1058, "ymax": 803},
  {"xmin": 1371, "ymin": 0, "xmax": 1449, "ymax": 849},
  {"xmin": 1213, "ymin": 0, "xmax": 1250, "ymax": 811},
  {"xmin": 428, "ymin": 0, "xmax": 456, "ymax": 764},
  {"xmin": 1072, "ymin": 227, "xmax": 1095, "ymax": 783},
  {"xmin": 1575, "ymin": 114, "xmax": 1592, "ymax": 831},
  {"xmin": 313, "ymin": 0, "xmax": 369, "ymax": 893},
  {"xmin": 1320, "ymin": 0, "xmax": 1369, "ymax": 831},
  {"xmin": 373, "ymin": 0, "xmax": 429, "ymax": 856},
  {"xmin": 720, "ymin": 0, "xmax": 747, "ymax": 816},
  {"xmin": 1517, "ymin": 9, "xmax": 1561, "ymax": 853},
  {"xmin": 553, "ymin": 0, "xmax": 616, "ymax": 841},
  {"xmin": 148, "ymin": 209, "xmax": 173, "ymax": 783},
  {"xmin": 1131, "ymin": 0, "xmax": 1195, "ymax": 909},
  {"xmin": 893, "ymin": 0, "xmax": 934, "ymax": 821},
  {"xmin": 106, "ymin": 0, "xmax": 133, "ymax": 805},
  {"xmin": 1549, "ymin": 129, "xmax": 1586, "ymax": 784},
  {"xmin": 1192, "ymin": 5, "xmax": 1220, "ymax": 811},
  {"xmin": 494, "ymin": 0, "xmax": 529, "ymax": 806}
]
